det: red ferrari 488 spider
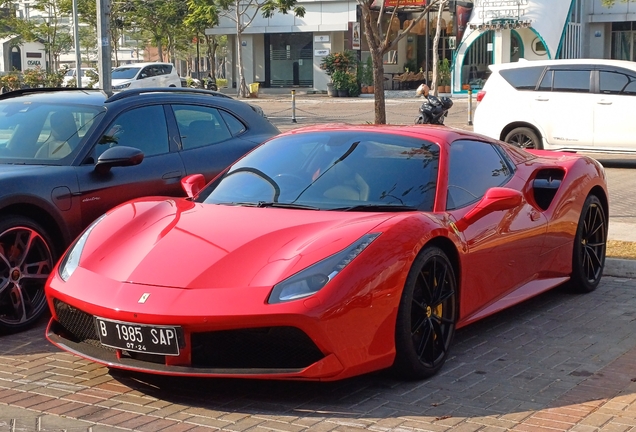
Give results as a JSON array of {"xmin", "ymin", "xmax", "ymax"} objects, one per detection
[{"xmin": 45, "ymin": 125, "xmax": 608, "ymax": 381}]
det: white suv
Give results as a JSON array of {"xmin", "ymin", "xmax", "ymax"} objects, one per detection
[
  {"xmin": 110, "ymin": 62, "xmax": 181, "ymax": 90},
  {"xmin": 473, "ymin": 59, "xmax": 636, "ymax": 153}
]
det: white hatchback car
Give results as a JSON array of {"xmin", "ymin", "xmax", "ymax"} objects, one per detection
[
  {"xmin": 62, "ymin": 68, "xmax": 97, "ymax": 87},
  {"xmin": 473, "ymin": 58, "xmax": 636, "ymax": 153},
  {"xmin": 110, "ymin": 62, "xmax": 181, "ymax": 90}
]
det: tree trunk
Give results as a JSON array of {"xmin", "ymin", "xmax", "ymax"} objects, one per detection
[
  {"xmin": 431, "ymin": 0, "xmax": 446, "ymax": 96},
  {"xmin": 206, "ymin": 35, "xmax": 217, "ymax": 81},
  {"xmin": 361, "ymin": 6, "xmax": 387, "ymax": 124}
]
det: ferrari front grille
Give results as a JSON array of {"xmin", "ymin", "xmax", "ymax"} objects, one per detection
[
  {"xmin": 191, "ymin": 326, "xmax": 324, "ymax": 369},
  {"xmin": 52, "ymin": 299, "xmax": 113, "ymax": 351}
]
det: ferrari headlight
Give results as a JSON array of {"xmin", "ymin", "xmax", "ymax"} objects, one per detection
[
  {"xmin": 268, "ymin": 233, "xmax": 380, "ymax": 304},
  {"xmin": 59, "ymin": 214, "xmax": 106, "ymax": 281}
]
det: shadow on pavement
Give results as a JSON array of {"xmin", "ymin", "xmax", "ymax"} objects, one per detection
[{"xmin": 103, "ymin": 280, "xmax": 636, "ymax": 421}]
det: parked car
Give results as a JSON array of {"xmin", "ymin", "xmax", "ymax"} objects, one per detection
[
  {"xmin": 46, "ymin": 124, "xmax": 607, "ymax": 381},
  {"xmin": 62, "ymin": 68, "xmax": 97, "ymax": 88},
  {"xmin": 473, "ymin": 58, "xmax": 636, "ymax": 152},
  {"xmin": 0, "ymin": 87, "xmax": 279, "ymax": 332},
  {"xmin": 110, "ymin": 62, "xmax": 181, "ymax": 90}
]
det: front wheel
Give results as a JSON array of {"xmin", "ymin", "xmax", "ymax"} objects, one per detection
[
  {"xmin": 569, "ymin": 195, "xmax": 606, "ymax": 293},
  {"xmin": 392, "ymin": 246, "xmax": 458, "ymax": 379},
  {"xmin": 0, "ymin": 216, "xmax": 56, "ymax": 333},
  {"xmin": 504, "ymin": 127, "xmax": 543, "ymax": 150}
]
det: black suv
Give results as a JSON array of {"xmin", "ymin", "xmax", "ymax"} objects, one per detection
[{"xmin": 0, "ymin": 87, "xmax": 279, "ymax": 332}]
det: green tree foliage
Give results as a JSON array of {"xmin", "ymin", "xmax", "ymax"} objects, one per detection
[{"xmin": 185, "ymin": 0, "xmax": 220, "ymax": 80}]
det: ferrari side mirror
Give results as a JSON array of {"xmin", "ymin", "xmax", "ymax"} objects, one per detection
[
  {"xmin": 454, "ymin": 187, "xmax": 523, "ymax": 232},
  {"xmin": 181, "ymin": 174, "xmax": 206, "ymax": 198}
]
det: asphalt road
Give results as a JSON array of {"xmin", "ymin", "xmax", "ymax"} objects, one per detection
[{"xmin": 2, "ymin": 93, "xmax": 636, "ymax": 432}]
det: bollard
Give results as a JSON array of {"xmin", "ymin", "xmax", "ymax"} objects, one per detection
[
  {"xmin": 291, "ymin": 90, "xmax": 297, "ymax": 123},
  {"xmin": 467, "ymin": 88, "xmax": 473, "ymax": 126}
]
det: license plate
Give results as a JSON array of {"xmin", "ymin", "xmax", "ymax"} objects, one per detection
[{"xmin": 95, "ymin": 318, "xmax": 180, "ymax": 356}]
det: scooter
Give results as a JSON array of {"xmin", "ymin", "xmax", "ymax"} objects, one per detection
[
  {"xmin": 415, "ymin": 95, "xmax": 453, "ymax": 125},
  {"xmin": 204, "ymin": 78, "xmax": 218, "ymax": 91}
]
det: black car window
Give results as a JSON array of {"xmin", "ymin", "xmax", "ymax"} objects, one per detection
[
  {"xmin": 553, "ymin": 69, "xmax": 591, "ymax": 93},
  {"xmin": 220, "ymin": 110, "xmax": 246, "ymax": 136},
  {"xmin": 0, "ymin": 102, "xmax": 101, "ymax": 162},
  {"xmin": 97, "ymin": 105, "xmax": 169, "ymax": 158},
  {"xmin": 139, "ymin": 66, "xmax": 153, "ymax": 79},
  {"xmin": 447, "ymin": 140, "xmax": 512, "ymax": 210},
  {"xmin": 198, "ymin": 131, "xmax": 440, "ymax": 211},
  {"xmin": 600, "ymin": 70, "xmax": 636, "ymax": 95},
  {"xmin": 173, "ymin": 105, "xmax": 232, "ymax": 149},
  {"xmin": 500, "ymin": 66, "xmax": 544, "ymax": 90}
]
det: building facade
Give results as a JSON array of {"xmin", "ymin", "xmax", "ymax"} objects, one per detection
[{"xmin": 210, "ymin": 0, "xmax": 636, "ymax": 94}]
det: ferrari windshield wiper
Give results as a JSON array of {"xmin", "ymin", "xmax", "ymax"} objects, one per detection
[
  {"xmin": 256, "ymin": 201, "xmax": 320, "ymax": 210},
  {"xmin": 215, "ymin": 201, "xmax": 319, "ymax": 210},
  {"xmin": 331, "ymin": 204, "xmax": 419, "ymax": 212}
]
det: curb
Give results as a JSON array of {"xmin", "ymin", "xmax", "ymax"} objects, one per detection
[{"xmin": 604, "ymin": 257, "xmax": 636, "ymax": 278}]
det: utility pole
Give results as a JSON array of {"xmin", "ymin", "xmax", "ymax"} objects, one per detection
[
  {"xmin": 73, "ymin": 0, "xmax": 82, "ymax": 87},
  {"xmin": 97, "ymin": 0, "xmax": 112, "ymax": 96}
]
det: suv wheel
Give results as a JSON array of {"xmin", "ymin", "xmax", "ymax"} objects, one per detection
[
  {"xmin": 504, "ymin": 127, "xmax": 543, "ymax": 150},
  {"xmin": 0, "ymin": 216, "xmax": 55, "ymax": 333}
]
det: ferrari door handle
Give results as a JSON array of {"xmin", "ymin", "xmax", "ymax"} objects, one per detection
[
  {"xmin": 162, "ymin": 171, "xmax": 182, "ymax": 180},
  {"xmin": 597, "ymin": 100, "xmax": 612, "ymax": 105},
  {"xmin": 530, "ymin": 210, "xmax": 541, "ymax": 221}
]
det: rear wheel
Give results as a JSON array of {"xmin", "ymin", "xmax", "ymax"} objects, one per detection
[
  {"xmin": 392, "ymin": 246, "xmax": 457, "ymax": 379},
  {"xmin": 504, "ymin": 127, "xmax": 543, "ymax": 150},
  {"xmin": 0, "ymin": 216, "xmax": 55, "ymax": 333},
  {"xmin": 569, "ymin": 195, "xmax": 606, "ymax": 293}
]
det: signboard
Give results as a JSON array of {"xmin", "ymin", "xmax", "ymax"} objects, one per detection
[
  {"xmin": 315, "ymin": 49, "xmax": 330, "ymax": 56},
  {"xmin": 377, "ymin": 0, "xmax": 427, "ymax": 7},
  {"xmin": 352, "ymin": 22, "xmax": 361, "ymax": 50},
  {"xmin": 314, "ymin": 35, "xmax": 330, "ymax": 43},
  {"xmin": 474, "ymin": 0, "xmax": 529, "ymax": 22}
]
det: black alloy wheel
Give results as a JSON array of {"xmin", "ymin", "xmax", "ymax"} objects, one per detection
[
  {"xmin": 393, "ymin": 246, "xmax": 457, "ymax": 379},
  {"xmin": 569, "ymin": 195, "xmax": 606, "ymax": 293},
  {"xmin": 504, "ymin": 127, "xmax": 543, "ymax": 150},
  {"xmin": 0, "ymin": 217, "xmax": 55, "ymax": 332}
]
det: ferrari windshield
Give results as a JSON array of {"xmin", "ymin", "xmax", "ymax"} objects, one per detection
[
  {"xmin": 199, "ymin": 131, "xmax": 440, "ymax": 211},
  {"xmin": 0, "ymin": 102, "xmax": 103, "ymax": 164}
]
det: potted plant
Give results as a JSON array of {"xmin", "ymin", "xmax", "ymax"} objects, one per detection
[
  {"xmin": 347, "ymin": 72, "xmax": 361, "ymax": 97},
  {"xmin": 320, "ymin": 51, "xmax": 358, "ymax": 96},
  {"xmin": 438, "ymin": 58, "xmax": 451, "ymax": 93},
  {"xmin": 332, "ymin": 70, "xmax": 349, "ymax": 97}
]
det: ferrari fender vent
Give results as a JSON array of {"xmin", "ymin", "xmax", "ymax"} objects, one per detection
[
  {"xmin": 532, "ymin": 169, "xmax": 565, "ymax": 211},
  {"xmin": 53, "ymin": 299, "xmax": 114, "ymax": 351},
  {"xmin": 191, "ymin": 327, "xmax": 324, "ymax": 369}
]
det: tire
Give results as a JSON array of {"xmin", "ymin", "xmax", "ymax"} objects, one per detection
[
  {"xmin": 569, "ymin": 195, "xmax": 606, "ymax": 293},
  {"xmin": 0, "ymin": 216, "xmax": 56, "ymax": 333},
  {"xmin": 504, "ymin": 127, "xmax": 543, "ymax": 150},
  {"xmin": 392, "ymin": 246, "xmax": 458, "ymax": 379}
]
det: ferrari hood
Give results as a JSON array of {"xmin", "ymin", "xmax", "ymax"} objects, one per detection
[{"xmin": 79, "ymin": 199, "xmax": 395, "ymax": 289}]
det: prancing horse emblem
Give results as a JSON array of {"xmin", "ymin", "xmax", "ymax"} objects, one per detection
[{"xmin": 138, "ymin": 293, "xmax": 150, "ymax": 304}]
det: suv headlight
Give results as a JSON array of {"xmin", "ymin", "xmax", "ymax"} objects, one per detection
[
  {"xmin": 268, "ymin": 233, "xmax": 380, "ymax": 304},
  {"xmin": 59, "ymin": 214, "xmax": 106, "ymax": 281}
]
